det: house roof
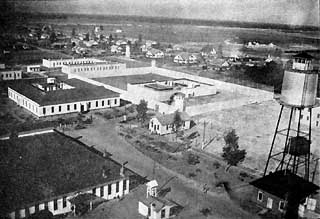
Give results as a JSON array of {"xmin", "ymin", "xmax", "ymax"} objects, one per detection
[
  {"xmin": 147, "ymin": 48, "xmax": 163, "ymax": 54},
  {"xmin": 0, "ymin": 131, "xmax": 125, "ymax": 213},
  {"xmin": 146, "ymin": 180, "xmax": 158, "ymax": 188},
  {"xmin": 250, "ymin": 170, "xmax": 319, "ymax": 201},
  {"xmin": 9, "ymin": 78, "xmax": 119, "ymax": 106},
  {"xmin": 153, "ymin": 112, "xmax": 190, "ymax": 126},
  {"xmin": 209, "ymin": 58, "xmax": 228, "ymax": 66},
  {"xmin": 141, "ymin": 196, "xmax": 177, "ymax": 212},
  {"xmin": 201, "ymin": 45, "xmax": 216, "ymax": 53},
  {"xmin": 293, "ymin": 52, "xmax": 314, "ymax": 59}
]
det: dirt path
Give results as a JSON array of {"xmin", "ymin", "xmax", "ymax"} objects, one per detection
[{"xmin": 64, "ymin": 116, "xmax": 259, "ymax": 219}]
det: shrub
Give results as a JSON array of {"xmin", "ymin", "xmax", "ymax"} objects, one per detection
[
  {"xmin": 188, "ymin": 172, "xmax": 196, "ymax": 177},
  {"xmin": 200, "ymin": 207, "xmax": 212, "ymax": 216},
  {"xmin": 213, "ymin": 161, "xmax": 221, "ymax": 169},
  {"xmin": 187, "ymin": 153, "xmax": 200, "ymax": 165},
  {"xmin": 195, "ymin": 168, "xmax": 202, "ymax": 173},
  {"xmin": 239, "ymin": 171, "xmax": 249, "ymax": 178}
]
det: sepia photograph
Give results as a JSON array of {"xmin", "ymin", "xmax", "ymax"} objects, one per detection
[{"xmin": 0, "ymin": 0, "xmax": 319, "ymax": 218}]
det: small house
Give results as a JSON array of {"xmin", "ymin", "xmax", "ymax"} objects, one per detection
[
  {"xmin": 146, "ymin": 48, "xmax": 164, "ymax": 59},
  {"xmin": 201, "ymin": 45, "xmax": 217, "ymax": 57},
  {"xmin": 149, "ymin": 112, "xmax": 191, "ymax": 135},
  {"xmin": 173, "ymin": 52, "xmax": 198, "ymax": 64}
]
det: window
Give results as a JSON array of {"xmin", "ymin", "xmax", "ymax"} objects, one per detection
[
  {"xmin": 100, "ymin": 186, "xmax": 104, "ymax": 197},
  {"xmin": 108, "ymin": 184, "xmax": 112, "ymax": 195},
  {"xmin": 67, "ymin": 105, "xmax": 70, "ymax": 111},
  {"xmin": 300, "ymin": 115, "xmax": 303, "ymax": 119},
  {"xmin": 88, "ymin": 102, "xmax": 91, "ymax": 108},
  {"xmin": 279, "ymin": 201, "xmax": 285, "ymax": 211},
  {"xmin": 92, "ymin": 188, "xmax": 96, "ymax": 195},
  {"xmin": 116, "ymin": 182, "xmax": 119, "ymax": 193},
  {"xmin": 96, "ymin": 101, "xmax": 98, "ymax": 107},
  {"xmin": 74, "ymin": 104, "xmax": 77, "ymax": 110},
  {"xmin": 102, "ymin": 100, "xmax": 105, "ymax": 106},
  {"xmin": 307, "ymin": 116, "xmax": 309, "ymax": 120},
  {"xmin": 62, "ymin": 196, "xmax": 67, "ymax": 208},
  {"xmin": 166, "ymin": 125, "xmax": 168, "ymax": 130},
  {"xmin": 318, "ymin": 114, "xmax": 320, "ymax": 118},
  {"xmin": 316, "ymin": 121, "xmax": 319, "ymax": 127},
  {"xmin": 53, "ymin": 199, "xmax": 58, "ymax": 210},
  {"xmin": 114, "ymin": 99, "xmax": 117, "ymax": 105},
  {"xmin": 123, "ymin": 179, "xmax": 127, "ymax": 191},
  {"xmin": 257, "ymin": 191, "xmax": 263, "ymax": 202},
  {"xmin": 157, "ymin": 125, "xmax": 159, "ymax": 130},
  {"xmin": 43, "ymin": 107, "xmax": 46, "ymax": 115},
  {"xmin": 51, "ymin": 106, "xmax": 54, "ymax": 113},
  {"xmin": 107, "ymin": 100, "xmax": 110, "ymax": 106},
  {"xmin": 59, "ymin": 105, "xmax": 61, "ymax": 112},
  {"xmin": 161, "ymin": 209, "xmax": 166, "ymax": 218}
]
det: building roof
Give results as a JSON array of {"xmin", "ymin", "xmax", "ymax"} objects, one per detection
[
  {"xmin": 9, "ymin": 78, "xmax": 119, "ymax": 106},
  {"xmin": 93, "ymin": 73, "xmax": 174, "ymax": 90},
  {"xmin": 147, "ymin": 48, "xmax": 163, "ymax": 54},
  {"xmin": 201, "ymin": 45, "xmax": 216, "ymax": 53},
  {"xmin": 153, "ymin": 112, "xmax": 190, "ymax": 126},
  {"xmin": 146, "ymin": 180, "xmax": 158, "ymax": 188},
  {"xmin": 293, "ymin": 52, "xmax": 314, "ymax": 59},
  {"xmin": 141, "ymin": 196, "xmax": 177, "ymax": 212},
  {"xmin": 144, "ymin": 83, "xmax": 173, "ymax": 91},
  {"xmin": 0, "ymin": 131, "xmax": 125, "ymax": 213},
  {"xmin": 250, "ymin": 170, "xmax": 319, "ymax": 201}
]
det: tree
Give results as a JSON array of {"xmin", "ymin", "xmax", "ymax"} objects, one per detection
[
  {"xmin": 222, "ymin": 129, "xmax": 246, "ymax": 171},
  {"xmin": 49, "ymin": 32, "xmax": 56, "ymax": 43},
  {"xmin": 173, "ymin": 110, "xmax": 183, "ymax": 139},
  {"xmin": 84, "ymin": 32, "xmax": 90, "ymax": 41},
  {"xmin": 71, "ymin": 28, "xmax": 76, "ymax": 37},
  {"xmin": 136, "ymin": 100, "xmax": 148, "ymax": 124},
  {"xmin": 217, "ymin": 43, "xmax": 223, "ymax": 58}
]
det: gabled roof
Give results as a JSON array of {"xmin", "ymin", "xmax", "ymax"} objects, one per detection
[
  {"xmin": 153, "ymin": 112, "xmax": 190, "ymax": 126},
  {"xmin": 147, "ymin": 48, "xmax": 163, "ymax": 55},
  {"xmin": 201, "ymin": 45, "xmax": 216, "ymax": 53},
  {"xmin": 146, "ymin": 180, "xmax": 158, "ymax": 188},
  {"xmin": 250, "ymin": 170, "xmax": 319, "ymax": 201},
  {"xmin": 293, "ymin": 52, "xmax": 314, "ymax": 59}
]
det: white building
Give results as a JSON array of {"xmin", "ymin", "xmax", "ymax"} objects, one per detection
[
  {"xmin": 3, "ymin": 131, "xmax": 130, "ymax": 219},
  {"xmin": 8, "ymin": 77, "xmax": 120, "ymax": 117},
  {"xmin": 42, "ymin": 58, "xmax": 102, "ymax": 68},
  {"xmin": 149, "ymin": 112, "xmax": 191, "ymax": 135},
  {"xmin": 138, "ymin": 180, "xmax": 180, "ymax": 219},
  {"xmin": 296, "ymin": 104, "xmax": 320, "ymax": 128},
  {"xmin": 146, "ymin": 48, "xmax": 164, "ymax": 59},
  {"xmin": 26, "ymin": 65, "xmax": 41, "ymax": 73},
  {"xmin": 173, "ymin": 52, "xmax": 198, "ymax": 64},
  {"xmin": 0, "ymin": 68, "xmax": 22, "ymax": 81},
  {"xmin": 61, "ymin": 61, "xmax": 126, "ymax": 78}
]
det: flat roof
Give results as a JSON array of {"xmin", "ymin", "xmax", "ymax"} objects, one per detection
[
  {"xmin": 144, "ymin": 83, "xmax": 173, "ymax": 91},
  {"xmin": 64, "ymin": 61, "xmax": 120, "ymax": 67},
  {"xmin": 9, "ymin": 78, "xmax": 119, "ymax": 106},
  {"xmin": 154, "ymin": 112, "xmax": 190, "ymax": 126},
  {"xmin": 93, "ymin": 73, "xmax": 174, "ymax": 90},
  {"xmin": 250, "ymin": 170, "xmax": 319, "ymax": 201},
  {"xmin": 0, "ymin": 131, "xmax": 124, "ymax": 212}
]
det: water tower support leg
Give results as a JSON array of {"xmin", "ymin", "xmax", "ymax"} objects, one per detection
[{"xmin": 264, "ymin": 105, "xmax": 284, "ymax": 176}]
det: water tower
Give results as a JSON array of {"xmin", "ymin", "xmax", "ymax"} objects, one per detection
[
  {"xmin": 250, "ymin": 52, "xmax": 319, "ymax": 219},
  {"xmin": 264, "ymin": 52, "xmax": 318, "ymax": 180}
]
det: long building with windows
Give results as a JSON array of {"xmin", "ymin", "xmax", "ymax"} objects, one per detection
[
  {"xmin": 296, "ymin": 100, "xmax": 320, "ymax": 128},
  {"xmin": 8, "ymin": 77, "xmax": 120, "ymax": 117},
  {"xmin": 0, "ymin": 131, "xmax": 131, "ymax": 219},
  {"xmin": 42, "ymin": 58, "xmax": 101, "ymax": 68}
]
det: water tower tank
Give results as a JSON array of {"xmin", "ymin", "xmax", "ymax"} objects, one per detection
[{"xmin": 280, "ymin": 70, "xmax": 318, "ymax": 107}]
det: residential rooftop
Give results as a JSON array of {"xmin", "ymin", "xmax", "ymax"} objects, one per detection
[
  {"xmin": 9, "ymin": 78, "xmax": 119, "ymax": 106},
  {"xmin": 154, "ymin": 112, "xmax": 191, "ymax": 126},
  {"xmin": 0, "ymin": 131, "xmax": 125, "ymax": 213}
]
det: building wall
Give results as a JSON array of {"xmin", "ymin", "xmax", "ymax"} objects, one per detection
[
  {"xmin": 8, "ymin": 178, "xmax": 129, "ymax": 219},
  {"xmin": 27, "ymin": 65, "xmax": 41, "ymax": 73},
  {"xmin": 61, "ymin": 62, "xmax": 126, "ymax": 78},
  {"xmin": 295, "ymin": 105, "xmax": 320, "ymax": 128},
  {"xmin": 149, "ymin": 117, "xmax": 191, "ymax": 135},
  {"xmin": 0, "ymin": 70, "xmax": 22, "ymax": 81},
  {"xmin": 42, "ymin": 58, "xmax": 100, "ymax": 68},
  {"xmin": 8, "ymin": 87, "xmax": 120, "ymax": 118}
]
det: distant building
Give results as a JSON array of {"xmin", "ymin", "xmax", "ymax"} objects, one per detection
[
  {"xmin": 295, "ymin": 100, "xmax": 320, "ymax": 128},
  {"xmin": 146, "ymin": 48, "xmax": 164, "ymax": 59},
  {"xmin": 8, "ymin": 77, "xmax": 120, "ymax": 117},
  {"xmin": 200, "ymin": 45, "xmax": 217, "ymax": 57},
  {"xmin": 42, "ymin": 58, "xmax": 101, "ymax": 68},
  {"xmin": 26, "ymin": 65, "xmax": 42, "ymax": 73},
  {"xmin": 173, "ymin": 52, "xmax": 198, "ymax": 64},
  {"xmin": 0, "ymin": 65, "xmax": 22, "ymax": 81},
  {"xmin": 2, "ymin": 131, "xmax": 130, "ymax": 219},
  {"xmin": 149, "ymin": 112, "xmax": 191, "ymax": 135},
  {"xmin": 208, "ymin": 58, "xmax": 230, "ymax": 70}
]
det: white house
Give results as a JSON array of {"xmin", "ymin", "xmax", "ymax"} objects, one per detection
[
  {"xmin": 42, "ymin": 58, "xmax": 101, "ymax": 68},
  {"xmin": 149, "ymin": 112, "xmax": 191, "ymax": 135},
  {"xmin": 138, "ymin": 180, "xmax": 180, "ymax": 219},
  {"xmin": 26, "ymin": 65, "xmax": 42, "ymax": 73},
  {"xmin": 173, "ymin": 52, "xmax": 198, "ymax": 64},
  {"xmin": 8, "ymin": 77, "xmax": 120, "ymax": 117},
  {"xmin": 146, "ymin": 48, "xmax": 164, "ymax": 59},
  {"xmin": 0, "ymin": 68, "xmax": 22, "ymax": 81},
  {"xmin": 201, "ymin": 45, "xmax": 217, "ymax": 57}
]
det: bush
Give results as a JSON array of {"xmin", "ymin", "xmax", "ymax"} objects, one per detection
[
  {"xmin": 200, "ymin": 207, "xmax": 212, "ymax": 216},
  {"xmin": 213, "ymin": 161, "xmax": 221, "ymax": 169},
  {"xmin": 188, "ymin": 172, "xmax": 197, "ymax": 177},
  {"xmin": 195, "ymin": 168, "xmax": 202, "ymax": 173},
  {"xmin": 187, "ymin": 153, "xmax": 200, "ymax": 165},
  {"xmin": 239, "ymin": 171, "xmax": 249, "ymax": 178}
]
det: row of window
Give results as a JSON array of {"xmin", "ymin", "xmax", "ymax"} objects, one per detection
[
  {"xmin": 9, "ymin": 91, "xmax": 39, "ymax": 114},
  {"xmin": 52, "ymin": 60, "xmax": 95, "ymax": 67},
  {"xmin": 53, "ymin": 196, "xmax": 67, "ymax": 211},
  {"xmin": 92, "ymin": 180, "xmax": 127, "ymax": 198},
  {"xmin": 44, "ymin": 99, "xmax": 117, "ymax": 115},
  {"xmin": 73, "ymin": 65, "xmax": 121, "ymax": 73},
  {"xmin": 1, "ymin": 72, "xmax": 20, "ymax": 79},
  {"xmin": 257, "ymin": 191, "xmax": 285, "ymax": 211}
]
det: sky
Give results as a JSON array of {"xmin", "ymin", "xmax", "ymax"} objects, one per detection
[{"xmin": 12, "ymin": 0, "xmax": 320, "ymax": 26}]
